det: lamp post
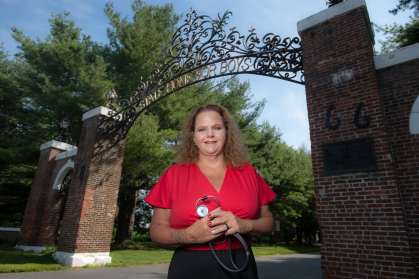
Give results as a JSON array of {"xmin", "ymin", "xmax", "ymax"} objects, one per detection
[
  {"xmin": 106, "ymin": 88, "xmax": 118, "ymax": 110},
  {"xmin": 326, "ymin": 0, "xmax": 344, "ymax": 7},
  {"xmin": 56, "ymin": 117, "xmax": 76, "ymax": 145}
]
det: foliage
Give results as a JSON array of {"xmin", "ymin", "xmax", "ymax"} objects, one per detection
[
  {"xmin": 375, "ymin": 0, "xmax": 419, "ymax": 53},
  {"xmin": 390, "ymin": 0, "xmax": 419, "ymax": 16},
  {"xmin": 375, "ymin": 15, "xmax": 419, "ymax": 53},
  {"xmin": 0, "ymin": 46, "xmax": 46, "ymax": 170},
  {"xmin": 11, "ymin": 12, "xmax": 111, "ymax": 142},
  {"xmin": 212, "ymin": 10, "xmax": 233, "ymax": 32},
  {"xmin": 248, "ymin": 122, "xmax": 316, "ymax": 245},
  {"xmin": 103, "ymin": 0, "xmax": 180, "ymax": 101},
  {"xmin": 0, "ymin": 166, "xmax": 34, "ymax": 227}
]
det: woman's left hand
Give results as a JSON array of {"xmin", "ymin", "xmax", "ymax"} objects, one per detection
[{"xmin": 206, "ymin": 208, "xmax": 250, "ymax": 237}]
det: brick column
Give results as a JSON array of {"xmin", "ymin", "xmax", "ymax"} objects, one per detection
[
  {"xmin": 17, "ymin": 141, "xmax": 76, "ymax": 253},
  {"xmin": 36, "ymin": 149, "xmax": 77, "ymax": 248},
  {"xmin": 298, "ymin": 0, "xmax": 416, "ymax": 278},
  {"xmin": 53, "ymin": 107, "xmax": 126, "ymax": 267}
]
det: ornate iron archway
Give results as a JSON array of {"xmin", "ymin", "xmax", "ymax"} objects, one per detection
[{"xmin": 99, "ymin": 9, "xmax": 303, "ymax": 142}]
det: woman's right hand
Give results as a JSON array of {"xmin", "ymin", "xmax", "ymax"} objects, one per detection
[
  {"xmin": 185, "ymin": 213, "xmax": 225, "ymax": 244},
  {"xmin": 150, "ymin": 207, "xmax": 225, "ymax": 246}
]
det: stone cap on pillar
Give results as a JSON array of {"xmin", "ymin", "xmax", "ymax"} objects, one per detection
[
  {"xmin": 297, "ymin": 0, "xmax": 374, "ymax": 45},
  {"xmin": 40, "ymin": 140, "xmax": 77, "ymax": 152},
  {"xmin": 374, "ymin": 43, "xmax": 419, "ymax": 70},
  {"xmin": 82, "ymin": 107, "xmax": 110, "ymax": 122}
]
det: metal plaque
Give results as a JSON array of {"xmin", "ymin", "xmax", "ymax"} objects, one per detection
[{"xmin": 322, "ymin": 137, "xmax": 377, "ymax": 175}]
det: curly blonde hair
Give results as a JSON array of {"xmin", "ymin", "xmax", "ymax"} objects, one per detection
[{"xmin": 176, "ymin": 103, "xmax": 248, "ymax": 169}]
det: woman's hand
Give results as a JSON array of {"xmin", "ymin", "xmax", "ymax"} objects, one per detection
[
  {"xmin": 206, "ymin": 208, "xmax": 251, "ymax": 237},
  {"xmin": 206, "ymin": 205, "xmax": 274, "ymax": 238},
  {"xmin": 150, "ymin": 207, "xmax": 225, "ymax": 246},
  {"xmin": 184, "ymin": 214, "xmax": 225, "ymax": 243}
]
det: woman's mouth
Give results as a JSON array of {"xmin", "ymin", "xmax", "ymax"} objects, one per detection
[{"xmin": 205, "ymin": 141, "xmax": 216, "ymax": 144}]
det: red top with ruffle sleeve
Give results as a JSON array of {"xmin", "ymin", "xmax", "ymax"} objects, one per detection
[{"xmin": 144, "ymin": 163, "xmax": 276, "ymax": 250}]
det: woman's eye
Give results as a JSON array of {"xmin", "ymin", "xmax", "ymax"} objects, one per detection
[
  {"xmin": 198, "ymin": 128, "xmax": 205, "ymax": 132},
  {"xmin": 213, "ymin": 127, "xmax": 221, "ymax": 130}
]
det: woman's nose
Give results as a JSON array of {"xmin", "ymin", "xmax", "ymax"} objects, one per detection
[{"xmin": 206, "ymin": 129, "xmax": 214, "ymax": 137}]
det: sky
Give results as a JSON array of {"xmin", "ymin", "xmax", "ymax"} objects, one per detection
[{"xmin": 0, "ymin": 0, "xmax": 414, "ymax": 149}]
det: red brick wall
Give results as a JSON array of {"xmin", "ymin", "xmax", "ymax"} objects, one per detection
[
  {"xmin": 377, "ymin": 59, "xmax": 419, "ymax": 272},
  {"xmin": 57, "ymin": 114, "xmax": 126, "ymax": 253},
  {"xmin": 36, "ymin": 156, "xmax": 75, "ymax": 247},
  {"xmin": 0, "ymin": 229, "xmax": 20, "ymax": 242},
  {"xmin": 300, "ymin": 8, "xmax": 416, "ymax": 279},
  {"xmin": 18, "ymin": 147, "xmax": 62, "ymax": 247}
]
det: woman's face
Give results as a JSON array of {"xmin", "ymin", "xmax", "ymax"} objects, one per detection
[{"xmin": 193, "ymin": 110, "xmax": 227, "ymax": 158}]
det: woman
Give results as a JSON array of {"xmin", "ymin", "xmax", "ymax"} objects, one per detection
[{"xmin": 145, "ymin": 103, "xmax": 276, "ymax": 278}]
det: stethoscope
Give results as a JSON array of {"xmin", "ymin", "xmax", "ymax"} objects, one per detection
[{"xmin": 196, "ymin": 196, "xmax": 250, "ymax": 272}]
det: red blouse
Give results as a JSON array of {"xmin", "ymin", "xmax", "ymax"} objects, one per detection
[{"xmin": 144, "ymin": 163, "xmax": 276, "ymax": 250}]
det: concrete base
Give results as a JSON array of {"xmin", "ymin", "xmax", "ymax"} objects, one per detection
[
  {"xmin": 15, "ymin": 245, "xmax": 53, "ymax": 253},
  {"xmin": 52, "ymin": 251, "xmax": 112, "ymax": 267}
]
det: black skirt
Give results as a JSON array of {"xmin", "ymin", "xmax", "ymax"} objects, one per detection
[{"xmin": 167, "ymin": 247, "xmax": 259, "ymax": 279}]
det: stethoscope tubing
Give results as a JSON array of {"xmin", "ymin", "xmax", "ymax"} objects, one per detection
[
  {"xmin": 196, "ymin": 195, "xmax": 250, "ymax": 272},
  {"xmin": 208, "ymin": 233, "xmax": 250, "ymax": 272}
]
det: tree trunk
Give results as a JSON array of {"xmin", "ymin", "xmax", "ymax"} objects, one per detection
[
  {"xmin": 114, "ymin": 187, "xmax": 140, "ymax": 244},
  {"xmin": 284, "ymin": 230, "xmax": 290, "ymax": 246},
  {"xmin": 297, "ymin": 224, "xmax": 302, "ymax": 245},
  {"xmin": 308, "ymin": 231, "xmax": 312, "ymax": 246}
]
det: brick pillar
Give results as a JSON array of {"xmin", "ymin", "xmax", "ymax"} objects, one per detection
[
  {"xmin": 36, "ymin": 150, "xmax": 77, "ymax": 248},
  {"xmin": 17, "ymin": 141, "xmax": 76, "ymax": 253},
  {"xmin": 298, "ymin": 0, "xmax": 416, "ymax": 278},
  {"xmin": 53, "ymin": 107, "xmax": 126, "ymax": 267}
]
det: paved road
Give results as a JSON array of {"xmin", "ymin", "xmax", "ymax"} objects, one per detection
[{"xmin": 0, "ymin": 253, "xmax": 321, "ymax": 279}]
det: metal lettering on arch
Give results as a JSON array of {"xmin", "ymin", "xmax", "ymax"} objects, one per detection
[{"xmin": 99, "ymin": 8, "xmax": 303, "ymax": 140}]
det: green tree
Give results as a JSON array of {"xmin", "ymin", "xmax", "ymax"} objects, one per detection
[
  {"xmin": 248, "ymin": 123, "xmax": 315, "ymax": 246},
  {"xmin": 390, "ymin": 0, "xmax": 419, "ymax": 16},
  {"xmin": 103, "ymin": 0, "xmax": 180, "ymax": 100},
  {"xmin": 375, "ymin": 15, "xmax": 419, "ymax": 53},
  {"xmin": 0, "ymin": 46, "xmax": 48, "ymax": 227},
  {"xmin": 375, "ymin": 0, "xmax": 419, "ymax": 53},
  {"xmin": 115, "ymin": 114, "xmax": 175, "ymax": 243},
  {"xmin": 11, "ymin": 12, "xmax": 112, "ymax": 142}
]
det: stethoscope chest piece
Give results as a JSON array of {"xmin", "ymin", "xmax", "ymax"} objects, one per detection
[{"xmin": 197, "ymin": 205, "xmax": 209, "ymax": 218}]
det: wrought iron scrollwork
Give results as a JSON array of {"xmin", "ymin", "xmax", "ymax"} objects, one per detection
[
  {"xmin": 98, "ymin": 8, "xmax": 304, "ymax": 140},
  {"xmin": 58, "ymin": 169, "xmax": 72, "ymax": 198},
  {"xmin": 326, "ymin": 104, "xmax": 341, "ymax": 130},
  {"xmin": 354, "ymin": 102, "xmax": 371, "ymax": 128}
]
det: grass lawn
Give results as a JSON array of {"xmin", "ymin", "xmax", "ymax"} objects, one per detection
[
  {"xmin": 0, "ymin": 241, "xmax": 320, "ymax": 273},
  {"xmin": 252, "ymin": 243, "xmax": 321, "ymax": 257},
  {"xmin": 0, "ymin": 244, "xmax": 69, "ymax": 273},
  {"xmin": 108, "ymin": 246, "xmax": 176, "ymax": 267}
]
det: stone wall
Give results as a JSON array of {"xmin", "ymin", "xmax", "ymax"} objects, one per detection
[{"xmin": 0, "ymin": 228, "xmax": 20, "ymax": 243}]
